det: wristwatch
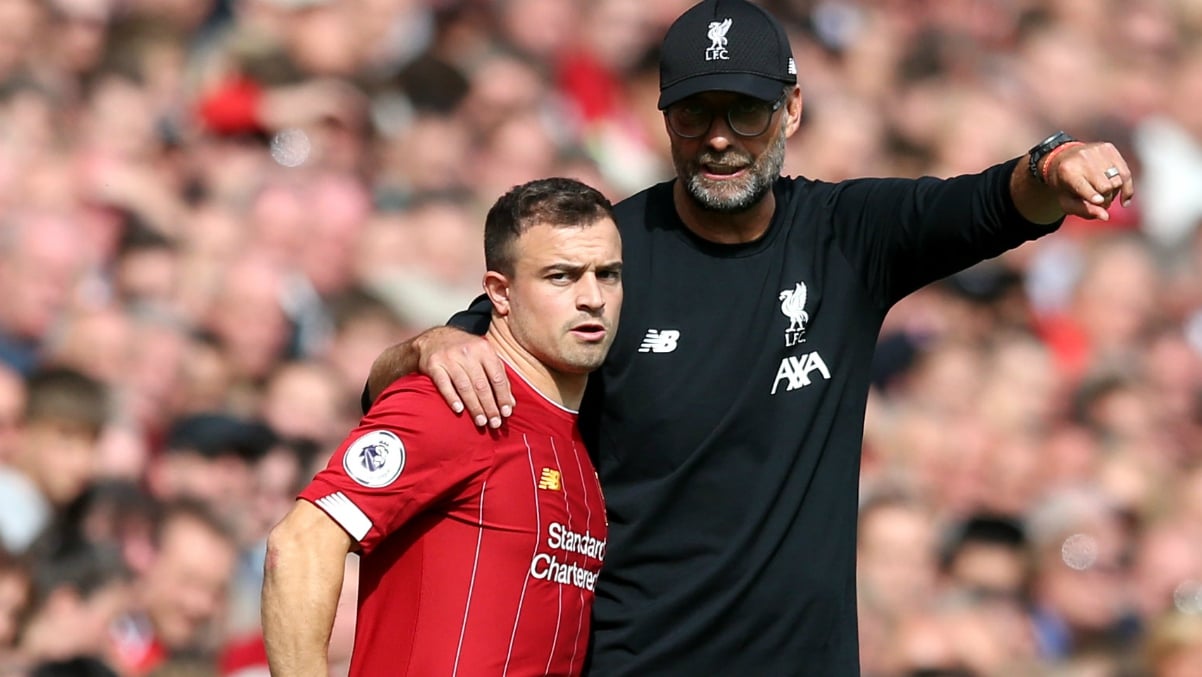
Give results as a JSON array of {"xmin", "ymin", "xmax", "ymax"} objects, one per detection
[{"xmin": 1027, "ymin": 131, "xmax": 1077, "ymax": 183}]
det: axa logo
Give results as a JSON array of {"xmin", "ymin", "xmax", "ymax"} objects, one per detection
[
  {"xmin": 779, "ymin": 282, "xmax": 809, "ymax": 347},
  {"xmin": 638, "ymin": 329, "xmax": 680, "ymax": 353},
  {"xmin": 771, "ymin": 352, "xmax": 831, "ymax": 395},
  {"xmin": 706, "ymin": 18, "xmax": 731, "ymax": 60}
]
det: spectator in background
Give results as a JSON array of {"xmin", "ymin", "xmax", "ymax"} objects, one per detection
[
  {"xmin": 1025, "ymin": 487, "xmax": 1142, "ymax": 664},
  {"xmin": 0, "ymin": 214, "xmax": 90, "ymax": 376},
  {"xmin": 940, "ymin": 514, "xmax": 1031, "ymax": 606},
  {"xmin": 111, "ymin": 500, "xmax": 238, "ymax": 676},
  {"xmin": 15, "ymin": 542, "xmax": 132, "ymax": 672},
  {"xmin": 147, "ymin": 412, "xmax": 276, "ymax": 552},
  {"xmin": 857, "ymin": 490, "xmax": 941, "ymax": 630},
  {"xmin": 258, "ymin": 360, "xmax": 350, "ymax": 448},
  {"xmin": 0, "ymin": 367, "xmax": 108, "ymax": 555},
  {"xmin": 203, "ymin": 253, "xmax": 298, "ymax": 390},
  {"xmin": 321, "ymin": 287, "xmax": 418, "ymax": 401}
]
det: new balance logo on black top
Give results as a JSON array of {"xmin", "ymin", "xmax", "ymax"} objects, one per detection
[{"xmin": 638, "ymin": 329, "xmax": 680, "ymax": 353}]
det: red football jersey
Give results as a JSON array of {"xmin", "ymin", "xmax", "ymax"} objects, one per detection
[{"xmin": 300, "ymin": 364, "xmax": 607, "ymax": 677}]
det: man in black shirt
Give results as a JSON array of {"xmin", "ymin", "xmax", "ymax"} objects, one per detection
[{"xmin": 361, "ymin": 1, "xmax": 1134, "ymax": 674}]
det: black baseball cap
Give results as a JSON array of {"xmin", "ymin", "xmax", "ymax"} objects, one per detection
[{"xmin": 658, "ymin": 0, "xmax": 798, "ymax": 110}]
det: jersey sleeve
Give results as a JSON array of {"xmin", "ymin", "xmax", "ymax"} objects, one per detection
[
  {"xmin": 303, "ymin": 377, "xmax": 491, "ymax": 555},
  {"xmin": 826, "ymin": 157, "xmax": 1061, "ymax": 307}
]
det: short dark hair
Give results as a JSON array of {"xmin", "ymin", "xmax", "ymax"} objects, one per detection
[
  {"xmin": 27, "ymin": 541, "xmax": 131, "ymax": 616},
  {"xmin": 483, "ymin": 177, "xmax": 614, "ymax": 276},
  {"xmin": 24, "ymin": 367, "xmax": 109, "ymax": 438}
]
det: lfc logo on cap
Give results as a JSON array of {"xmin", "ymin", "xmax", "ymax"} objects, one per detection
[{"xmin": 706, "ymin": 18, "xmax": 732, "ymax": 61}]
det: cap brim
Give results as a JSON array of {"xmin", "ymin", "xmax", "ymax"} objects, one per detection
[{"xmin": 658, "ymin": 73, "xmax": 788, "ymax": 110}]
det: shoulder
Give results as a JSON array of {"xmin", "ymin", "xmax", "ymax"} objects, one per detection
[
  {"xmin": 365, "ymin": 374, "xmax": 470, "ymax": 434},
  {"xmin": 372, "ymin": 373, "xmax": 441, "ymax": 408},
  {"xmin": 613, "ymin": 180, "xmax": 674, "ymax": 231},
  {"xmin": 352, "ymin": 375, "xmax": 494, "ymax": 472}
]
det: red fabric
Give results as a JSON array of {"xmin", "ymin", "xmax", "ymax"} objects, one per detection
[
  {"xmin": 197, "ymin": 77, "xmax": 265, "ymax": 136},
  {"xmin": 220, "ymin": 632, "xmax": 269, "ymax": 675},
  {"xmin": 109, "ymin": 628, "xmax": 167, "ymax": 676},
  {"xmin": 557, "ymin": 50, "xmax": 622, "ymax": 124},
  {"xmin": 1035, "ymin": 312, "xmax": 1092, "ymax": 383},
  {"xmin": 1060, "ymin": 196, "xmax": 1142, "ymax": 235},
  {"xmin": 300, "ymin": 366, "xmax": 607, "ymax": 676}
]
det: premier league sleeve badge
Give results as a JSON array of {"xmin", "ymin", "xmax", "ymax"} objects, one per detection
[{"xmin": 343, "ymin": 430, "xmax": 406, "ymax": 488}]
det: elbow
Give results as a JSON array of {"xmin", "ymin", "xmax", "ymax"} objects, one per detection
[
  {"xmin": 264, "ymin": 501, "xmax": 354, "ymax": 577},
  {"xmin": 264, "ymin": 512, "xmax": 307, "ymax": 574}
]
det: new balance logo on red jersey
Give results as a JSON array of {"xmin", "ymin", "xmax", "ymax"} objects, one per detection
[
  {"xmin": 538, "ymin": 468, "xmax": 561, "ymax": 491},
  {"xmin": 638, "ymin": 329, "xmax": 680, "ymax": 353}
]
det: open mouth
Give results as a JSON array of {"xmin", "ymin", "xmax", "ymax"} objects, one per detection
[
  {"xmin": 701, "ymin": 162, "xmax": 747, "ymax": 179},
  {"xmin": 570, "ymin": 323, "xmax": 607, "ymax": 341}
]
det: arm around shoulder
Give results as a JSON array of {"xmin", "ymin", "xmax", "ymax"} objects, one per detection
[
  {"xmin": 262, "ymin": 500, "xmax": 354, "ymax": 677},
  {"xmin": 366, "ymin": 325, "xmax": 515, "ymax": 429}
]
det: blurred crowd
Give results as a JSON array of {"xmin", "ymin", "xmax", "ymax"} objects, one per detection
[{"xmin": 0, "ymin": 0, "xmax": 1200, "ymax": 675}]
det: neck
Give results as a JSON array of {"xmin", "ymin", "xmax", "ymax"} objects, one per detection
[
  {"xmin": 672, "ymin": 180, "xmax": 777, "ymax": 244},
  {"xmin": 485, "ymin": 322, "xmax": 587, "ymax": 410}
]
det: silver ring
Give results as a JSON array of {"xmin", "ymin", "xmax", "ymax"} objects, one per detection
[{"xmin": 1104, "ymin": 166, "xmax": 1121, "ymax": 179}]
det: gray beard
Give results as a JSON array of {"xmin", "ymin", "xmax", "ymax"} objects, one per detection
[{"xmin": 680, "ymin": 128, "xmax": 787, "ymax": 213}]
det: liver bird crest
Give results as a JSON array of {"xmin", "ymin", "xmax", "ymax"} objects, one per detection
[{"xmin": 779, "ymin": 282, "xmax": 809, "ymax": 332}]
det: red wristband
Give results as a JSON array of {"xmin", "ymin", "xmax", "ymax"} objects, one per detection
[{"xmin": 1040, "ymin": 141, "xmax": 1084, "ymax": 184}]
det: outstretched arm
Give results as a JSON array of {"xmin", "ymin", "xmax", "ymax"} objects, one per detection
[
  {"xmin": 262, "ymin": 501, "xmax": 354, "ymax": 677},
  {"xmin": 1010, "ymin": 140, "xmax": 1134, "ymax": 224}
]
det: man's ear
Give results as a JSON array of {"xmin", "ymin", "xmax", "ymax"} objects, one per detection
[
  {"xmin": 483, "ymin": 270, "xmax": 512, "ymax": 316},
  {"xmin": 784, "ymin": 86, "xmax": 803, "ymax": 137}
]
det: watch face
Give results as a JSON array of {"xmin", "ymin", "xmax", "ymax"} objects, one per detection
[
  {"xmin": 1029, "ymin": 131, "xmax": 1075, "ymax": 182},
  {"xmin": 1035, "ymin": 131, "xmax": 1068, "ymax": 152}
]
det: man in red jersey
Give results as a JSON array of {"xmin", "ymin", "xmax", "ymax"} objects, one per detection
[{"xmin": 261, "ymin": 177, "xmax": 621, "ymax": 677}]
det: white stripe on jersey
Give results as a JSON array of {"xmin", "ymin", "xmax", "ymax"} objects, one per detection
[
  {"xmin": 544, "ymin": 437, "xmax": 566, "ymax": 675},
  {"xmin": 503, "ymin": 435, "xmax": 541, "ymax": 676},
  {"xmin": 452, "ymin": 480, "xmax": 488, "ymax": 677},
  {"xmin": 315, "ymin": 492, "xmax": 373, "ymax": 541}
]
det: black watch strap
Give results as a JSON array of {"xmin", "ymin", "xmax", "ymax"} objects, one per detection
[{"xmin": 1028, "ymin": 131, "xmax": 1077, "ymax": 183}]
